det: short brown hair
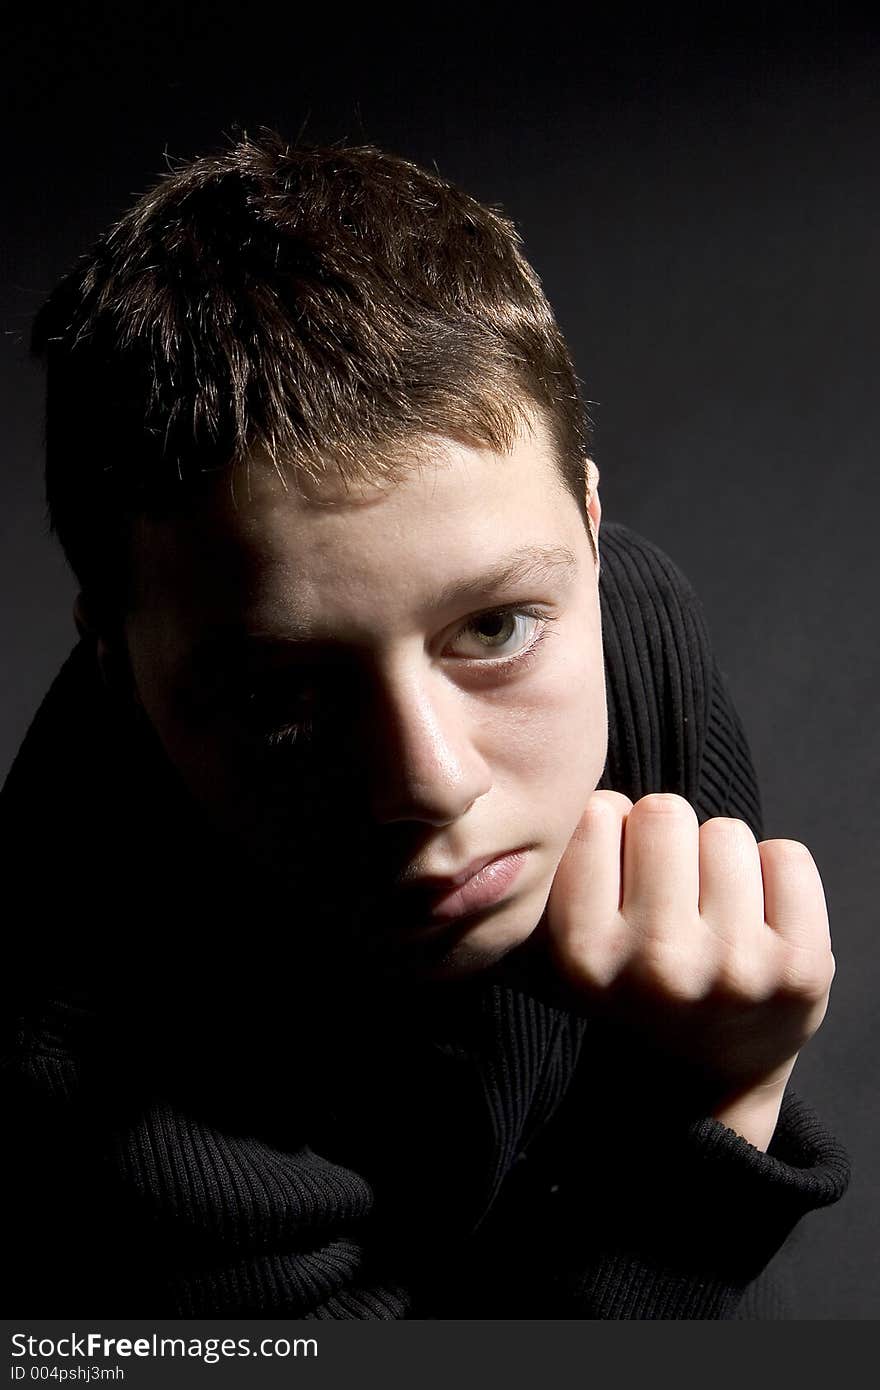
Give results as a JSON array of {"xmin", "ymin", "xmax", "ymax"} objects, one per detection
[{"xmin": 32, "ymin": 129, "xmax": 597, "ymax": 624}]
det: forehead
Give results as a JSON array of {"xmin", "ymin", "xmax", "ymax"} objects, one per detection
[{"xmin": 129, "ymin": 428, "xmax": 585, "ymax": 636}]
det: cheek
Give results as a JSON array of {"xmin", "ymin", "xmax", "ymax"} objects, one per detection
[
  {"xmin": 494, "ymin": 622, "xmax": 603, "ymax": 750},
  {"xmin": 126, "ymin": 670, "xmax": 275, "ymax": 842},
  {"xmin": 485, "ymin": 633, "xmax": 607, "ymax": 798}
]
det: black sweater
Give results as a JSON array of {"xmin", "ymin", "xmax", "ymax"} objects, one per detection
[{"xmin": 0, "ymin": 521, "xmax": 851, "ymax": 1319}]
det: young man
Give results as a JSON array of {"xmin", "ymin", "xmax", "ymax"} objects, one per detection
[{"xmin": 2, "ymin": 131, "xmax": 850, "ymax": 1319}]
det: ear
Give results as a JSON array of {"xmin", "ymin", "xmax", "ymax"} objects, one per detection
[
  {"xmin": 73, "ymin": 591, "xmax": 95, "ymax": 642},
  {"xmin": 585, "ymin": 460, "xmax": 601, "ymax": 569},
  {"xmin": 73, "ymin": 591, "xmax": 138, "ymax": 702},
  {"xmin": 587, "ymin": 480, "xmax": 601, "ymax": 538}
]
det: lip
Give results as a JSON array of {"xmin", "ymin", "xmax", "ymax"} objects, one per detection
[
  {"xmin": 405, "ymin": 848, "xmax": 529, "ymax": 923},
  {"xmin": 407, "ymin": 848, "xmax": 521, "ymax": 892}
]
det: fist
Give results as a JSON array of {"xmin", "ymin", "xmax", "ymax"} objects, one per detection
[{"xmin": 543, "ymin": 792, "xmax": 835, "ymax": 1126}]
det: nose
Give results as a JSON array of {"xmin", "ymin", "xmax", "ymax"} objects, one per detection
[{"xmin": 362, "ymin": 662, "xmax": 492, "ymax": 827}]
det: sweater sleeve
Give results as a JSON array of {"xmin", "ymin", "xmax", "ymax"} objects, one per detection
[
  {"xmin": 465, "ymin": 531, "xmax": 852, "ymax": 1319},
  {"xmin": 470, "ymin": 1023, "xmax": 851, "ymax": 1319}
]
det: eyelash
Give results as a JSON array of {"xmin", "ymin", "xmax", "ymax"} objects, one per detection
[
  {"xmin": 247, "ymin": 604, "xmax": 558, "ymax": 752},
  {"xmin": 453, "ymin": 604, "xmax": 557, "ymax": 670}
]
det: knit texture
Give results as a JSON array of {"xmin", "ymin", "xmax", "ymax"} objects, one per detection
[{"xmin": 0, "ymin": 520, "xmax": 851, "ymax": 1318}]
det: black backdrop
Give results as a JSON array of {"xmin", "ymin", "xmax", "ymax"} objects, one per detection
[{"xmin": 3, "ymin": 5, "xmax": 877, "ymax": 1319}]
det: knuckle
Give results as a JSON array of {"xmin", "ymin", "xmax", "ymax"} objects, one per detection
[
  {"xmin": 570, "ymin": 791, "xmax": 631, "ymax": 844},
  {"xmin": 699, "ymin": 815, "xmax": 756, "ymax": 843},
  {"xmin": 629, "ymin": 941, "xmax": 708, "ymax": 1002},
  {"xmin": 630, "ymin": 793, "xmax": 699, "ymax": 827},
  {"xmin": 567, "ymin": 954, "xmax": 620, "ymax": 992},
  {"xmin": 587, "ymin": 789, "xmax": 634, "ymax": 817},
  {"xmin": 714, "ymin": 950, "xmax": 774, "ymax": 1001},
  {"xmin": 777, "ymin": 943, "xmax": 836, "ymax": 998},
  {"xmin": 563, "ymin": 923, "xmax": 633, "ymax": 990},
  {"xmin": 758, "ymin": 837, "xmax": 816, "ymax": 867}
]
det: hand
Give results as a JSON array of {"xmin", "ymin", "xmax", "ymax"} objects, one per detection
[{"xmin": 541, "ymin": 792, "xmax": 836, "ymax": 1149}]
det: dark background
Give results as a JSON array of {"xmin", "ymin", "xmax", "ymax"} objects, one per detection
[{"xmin": 2, "ymin": 4, "xmax": 877, "ymax": 1318}]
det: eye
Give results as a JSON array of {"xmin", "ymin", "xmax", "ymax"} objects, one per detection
[
  {"xmin": 447, "ymin": 606, "xmax": 553, "ymax": 662},
  {"xmin": 231, "ymin": 674, "xmax": 325, "ymax": 741}
]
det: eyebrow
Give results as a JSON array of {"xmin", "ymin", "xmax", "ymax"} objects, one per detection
[
  {"xmin": 190, "ymin": 542, "xmax": 579, "ymax": 669},
  {"xmin": 425, "ymin": 542, "xmax": 578, "ymax": 613}
]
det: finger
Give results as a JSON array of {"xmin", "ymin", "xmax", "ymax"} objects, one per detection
[
  {"xmin": 758, "ymin": 839, "xmax": 831, "ymax": 950},
  {"xmin": 545, "ymin": 790, "xmax": 631, "ymax": 972},
  {"xmin": 621, "ymin": 793, "xmax": 700, "ymax": 937},
  {"xmin": 697, "ymin": 817, "xmax": 766, "ymax": 945}
]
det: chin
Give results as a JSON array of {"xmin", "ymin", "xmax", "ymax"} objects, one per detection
[
  {"xmin": 399, "ymin": 905, "xmax": 545, "ymax": 984},
  {"xmin": 414, "ymin": 940, "xmax": 507, "ymax": 982}
]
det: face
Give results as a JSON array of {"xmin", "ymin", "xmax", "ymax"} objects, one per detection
[{"xmin": 118, "ymin": 420, "xmax": 607, "ymax": 985}]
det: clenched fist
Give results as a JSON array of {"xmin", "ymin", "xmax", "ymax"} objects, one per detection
[{"xmin": 543, "ymin": 792, "xmax": 836, "ymax": 1150}]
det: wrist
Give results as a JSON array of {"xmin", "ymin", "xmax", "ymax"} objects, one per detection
[{"xmin": 711, "ymin": 1081, "xmax": 788, "ymax": 1152}]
